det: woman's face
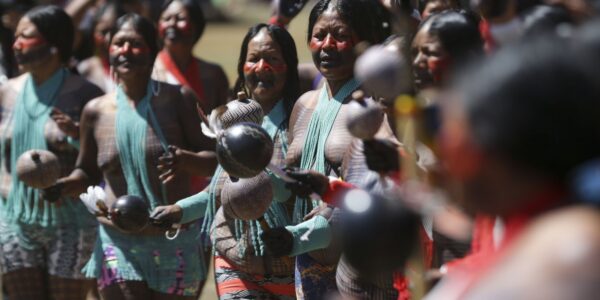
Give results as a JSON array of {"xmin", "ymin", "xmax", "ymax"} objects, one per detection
[
  {"xmin": 309, "ymin": 7, "xmax": 357, "ymax": 82},
  {"xmin": 109, "ymin": 22, "xmax": 153, "ymax": 79},
  {"xmin": 93, "ymin": 9, "xmax": 118, "ymax": 57},
  {"xmin": 159, "ymin": 1, "xmax": 195, "ymax": 46},
  {"xmin": 12, "ymin": 17, "xmax": 55, "ymax": 71},
  {"xmin": 411, "ymin": 24, "xmax": 449, "ymax": 90},
  {"xmin": 243, "ymin": 28, "xmax": 287, "ymax": 106}
]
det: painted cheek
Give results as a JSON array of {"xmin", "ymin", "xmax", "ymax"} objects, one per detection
[
  {"xmin": 309, "ymin": 38, "xmax": 323, "ymax": 52},
  {"xmin": 270, "ymin": 63, "xmax": 287, "ymax": 73},
  {"xmin": 428, "ymin": 57, "xmax": 450, "ymax": 83},
  {"xmin": 245, "ymin": 60, "xmax": 287, "ymax": 74},
  {"xmin": 335, "ymin": 40, "xmax": 353, "ymax": 51},
  {"xmin": 130, "ymin": 46, "xmax": 149, "ymax": 55},
  {"xmin": 243, "ymin": 62, "xmax": 255, "ymax": 74},
  {"xmin": 13, "ymin": 36, "xmax": 47, "ymax": 51},
  {"xmin": 108, "ymin": 44, "xmax": 120, "ymax": 55},
  {"xmin": 176, "ymin": 20, "xmax": 192, "ymax": 35},
  {"xmin": 158, "ymin": 22, "xmax": 168, "ymax": 38}
]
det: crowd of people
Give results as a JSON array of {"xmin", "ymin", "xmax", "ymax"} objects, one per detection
[{"xmin": 0, "ymin": 0, "xmax": 600, "ymax": 299}]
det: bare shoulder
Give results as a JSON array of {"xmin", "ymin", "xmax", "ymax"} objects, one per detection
[
  {"xmin": 295, "ymin": 90, "xmax": 319, "ymax": 109},
  {"xmin": 463, "ymin": 206, "xmax": 600, "ymax": 300},
  {"xmin": 0, "ymin": 74, "xmax": 27, "ymax": 105},
  {"xmin": 82, "ymin": 92, "xmax": 115, "ymax": 118},
  {"xmin": 1, "ymin": 74, "xmax": 27, "ymax": 92},
  {"xmin": 530, "ymin": 206, "xmax": 600, "ymax": 252}
]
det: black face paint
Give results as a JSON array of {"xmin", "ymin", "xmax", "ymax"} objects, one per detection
[
  {"xmin": 108, "ymin": 52, "xmax": 151, "ymax": 70},
  {"xmin": 14, "ymin": 44, "xmax": 53, "ymax": 66},
  {"xmin": 245, "ymin": 73, "xmax": 276, "ymax": 89}
]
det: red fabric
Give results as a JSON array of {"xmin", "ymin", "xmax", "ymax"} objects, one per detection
[
  {"xmin": 439, "ymin": 187, "xmax": 566, "ymax": 299},
  {"xmin": 321, "ymin": 179, "xmax": 355, "ymax": 207},
  {"xmin": 393, "ymin": 225, "xmax": 433, "ymax": 300},
  {"xmin": 158, "ymin": 50, "xmax": 206, "ymax": 105},
  {"xmin": 443, "ymin": 214, "xmax": 496, "ymax": 272},
  {"xmin": 479, "ymin": 20, "xmax": 497, "ymax": 53}
]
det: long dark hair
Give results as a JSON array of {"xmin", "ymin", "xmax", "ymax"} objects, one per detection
[
  {"xmin": 307, "ymin": 0, "xmax": 391, "ymax": 45},
  {"xmin": 233, "ymin": 23, "xmax": 300, "ymax": 120},
  {"xmin": 419, "ymin": 9, "xmax": 483, "ymax": 67},
  {"xmin": 111, "ymin": 13, "xmax": 159, "ymax": 62},
  {"xmin": 25, "ymin": 5, "xmax": 74, "ymax": 63},
  {"xmin": 161, "ymin": 0, "xmax": 206, "ymax": 42}
]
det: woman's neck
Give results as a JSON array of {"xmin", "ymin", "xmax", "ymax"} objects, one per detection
[
  {"xmin": 166, "ymin": 44, "xmax": 193, "ymax": 71},
  {"xmin": 120, "ymin": 74, "xmax": 151, "ymax": 101},
  {"xmin": 260, "ymin": 99, "xmax": 278, "ymax": 115},
  {"xmin": 326, "ymin": 76, "xmax": 353, "ymax": 98},
  {"xmin": 30, "ymin": 62, "xmax": 62, "ymax": 86}
]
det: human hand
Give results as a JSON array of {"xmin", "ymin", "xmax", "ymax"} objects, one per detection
[
  {"xmin": 42, "ymin": 181, "xmax": 64, "ymax": 203},
  {"xmin": 51, "ymin": 108, "xmax": 79, "ymax": 139},
  {"xmin": 149, "ymin": 204, "xmax": 183, "ymax": 229},
  {"xmin": 284, "ymin": 168, "xmax": 329, "ymax": 198},
  {"xmin": 157, "ymin": 145, "xmax": 192, "ymax": 184}
]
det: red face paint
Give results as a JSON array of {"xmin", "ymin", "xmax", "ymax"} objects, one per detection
[
  {"xmin": 176, "ymin": 20, "xmax": 192, "ymax": 35},
  {"xmin": 159, "ymin": 16, "xmax": 192, "ymax": 39},
  {"xmin": 158, "ymin": 22, "xmax": 169, "ymax": 38},
  {"xmin": 109, "ymin": 42, "xmax": 150, "ymax": 56},
  {"xmin": 243, "ymin": 59, "xmax": 287, "ymax": 75},
  {"xmin": 309, "ymin": 34, "xmax": 356, "ymax": 52},
  {"xmin": 427, "ymin": 56, "xmax": 451, "ymax": 84},
  {"xmin": 13, "ymin": 36, "xmax": 47, "ymax": 51}
]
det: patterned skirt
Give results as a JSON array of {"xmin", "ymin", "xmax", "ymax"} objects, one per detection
[
  {"xmin": 214, "ymin": 254, "xmax": 295, "ymax": 300},
  {"xmin": 294, "ymin": 253, "xmax": 338, "ymax": 300}
]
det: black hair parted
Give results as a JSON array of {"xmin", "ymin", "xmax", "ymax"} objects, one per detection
[
  {"xmin": 456, "ymin": 37, "xmax": 600, "ymax": 181},
  {"xmin": 234, "ymin": 23, "xmax": 300, "ymax": 120},
  {"xmin": 420, "ymin": 9, "xmax": 483, "ymax": 65},
  {"xmin": 307, "ymin": 0, "xmax": 392, "ymax": 45},
  {"xmin": 161, "ymin": 0, "xmax": 206, "ymax": 42},
  {"xmin": 111, "ymin": 13, "xmax": 159, "ymax": 61},
  {"xmin": 25, "ymin": 5, "xmax": 74, "ymax": 63}
]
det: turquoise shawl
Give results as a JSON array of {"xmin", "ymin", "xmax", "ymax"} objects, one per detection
[
  {"xmin": 115, "ymin": 82, "xmax": 168, "ymax": 210},
  {"xmin": 0, "ymin": 68, "xmax": 90, "ymax": 229},
  {"xmin": 294, "ymin": 78, "xmax": 360, "ymax": 223}
]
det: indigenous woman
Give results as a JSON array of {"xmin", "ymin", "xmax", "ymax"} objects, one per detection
[
  {"xmin": 153, "ymin": 0, "xmax": 229, "ymax": 114},
  {"xmin": 259, "ymin": 0, "xmax": 394, "ymax": 298},
  {"xmin": 426, "ymin": 36, "xmax": 600, "ymax": 300},
  {"xmin": 152, "ymin": 23, "xmax": 301, "ymax": 299},
  {"xmin": 0, "ymin": 6, "xmax": 103, "ymax": 299},
  {"xmin": 57, "ymin": 13, "xmax": 216, "ymax": 299},
  {"xmin": 77, "ymin": 2, "xmax": 126, "ymax": 92},
  {"xmin": 409, "ymin": 9, "xmax": 484, "ymax": 268},
  {"xmin": 411, "ymin": 10, "xmax": 483, "ymax": 92}
]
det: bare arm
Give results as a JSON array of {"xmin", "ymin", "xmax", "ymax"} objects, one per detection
[
  {"xmin": 159, "ymin": 87, "xmax": 217, "ymax": 182},
  {"xmin": 58, "ymin": 98, "xmax": 103, "ymax": 197}
]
